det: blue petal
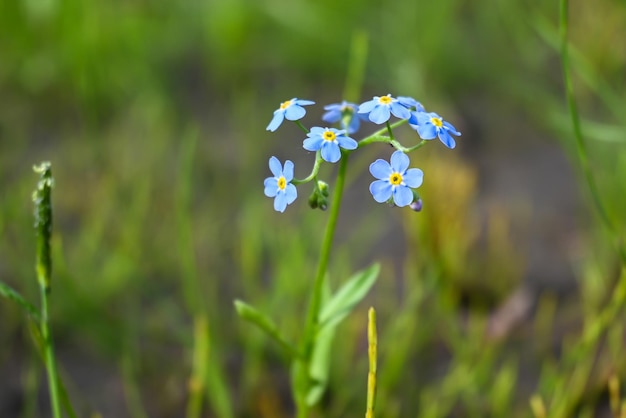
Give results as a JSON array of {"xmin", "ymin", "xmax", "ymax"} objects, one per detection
[
  {"xmin": 337, "ymin": 135, "xmax": 358, "ymax": 150},
  {"xmin": 438, "ymin": 130, "xmax": 457, "ymax": 149},
  {"xmin": 369, "ymin": 180, "xmax": 392, "ymax": 203},
  {"xmin": 264, "ymin": 177, "xmax": 278, "ymax": 197},
  {"xmin": 274, "ymin": 193, "xmax": 288, "ymax": 212},
  {"xmin": 269, "ymin": 156, "xmax": 282, "ymax": 177},
  {"xmin": 369, "ymin": 105, "xmax": 390, "ymax": 124},
  {"xmin": 390, "ymin": 151, "xmax": 410, "ymax": 173},
  {"xmin": 283, "ymin": 160, "xmax": 294, "ymax": 181},
  {"xmin": 285, "ymin": 184, "xmax": 297, "ymax": 205},
  {"xmin": 357, "ymin": 99, "xmax": 377, "ymax": 113},
  {"xmin": 417, "ymin": 112, "xmax": 432, "ymax": 124},
  {"xmin": 309, "ymin": 126, "xmax": 325, "ymax": 136},
  {"xmin": 295, "ymin": 99, "xmax": 315, "ymax": 106},
  {"xmin": 369, "ymin": 159, "xmax": 392, "ymax": 180},
  {"xmin": 417, "ymin": 124, "xmax": 437, "ymax": 140},
  {"xmin": 390, "ymin": 102, "xmax": 411, "ymax": 119},
  {"xmin": 403, "ymin": 168, "xmax": 424, "ymax": 188},
  {"xmin": 443, "ymin": 121, "xmax": 461, "ymax": 136},
  {"xmin": 347, "ymin": 116, "xmax": 361, "ymax": 134},
  {"xmin": 285, "ymin": 105, "xmax": 306, "ymax": 121},
  {"xmin": 303, "ymin": 136, "xmax": 323, "ymax": 152},
  {"xmin": 324, "ymin": 103, "xmax": 342, "ymax": 110},
  {"xmin": 321, "ymin": 142, "xmax": 341, "ymax": 163},
  {"xmin": 408, "ymin": 111, "xmax": 421, "ymax": 125},
  {"xmin": 267, "ymin": 112, "xmax": 285, "ymax": 132},
  {"xmin": 322, "ymin": 109, "xmax": 341, "ymax": 123},
  {"xmin": 393, "ymin": 185, "xmax": 413, "ymax": 207}
]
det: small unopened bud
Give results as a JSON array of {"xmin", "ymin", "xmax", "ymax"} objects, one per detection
[
  {"xmin": 308, "ymin": 181, "xmax": 329, "ymax": 211},
  {"xmin": 410, "ymin": 198, "xmax": 423, "ymax": 212}
]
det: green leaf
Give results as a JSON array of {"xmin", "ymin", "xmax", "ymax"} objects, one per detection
[
  {"xmin": 0, "ymin": 280, "xmax": 40, "ymax": 321},
  {"xmin": 305, "ymin": 276, "xmax": 335, "ymax": 406},
  {"xmin": 234, "ymin": 299, "xmax": 300, "ymax": 359},
  {"xmin": 318, "ymin": 263, "xmax": 380, "ymax": 332}
]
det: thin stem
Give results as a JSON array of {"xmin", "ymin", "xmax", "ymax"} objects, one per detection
[
  {"xmin": 296, "ymin": 153, "xmax": 350, "ymax": 418},
  {"xmin": 385, "ymin": 121, "xmax": 395, "ymax": 140},
  {"xmin": 40, "ymin": 287, "xmax": 61, "ymax": 418},
  {"xmin": 293, "ymin": 152, "xmax": 323, "ymax": 185},
  {"xmin": 559, "ymin": 0, "xmax": 626, "ymax": 263},
  {"xmin": 295, "ymin": 120, "xmax": 310, "ymax": 134}
]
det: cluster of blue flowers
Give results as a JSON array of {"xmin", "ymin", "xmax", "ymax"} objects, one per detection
[{"xmin": 263, "ymin": 95, "xmax": 461, "ymax": 212}]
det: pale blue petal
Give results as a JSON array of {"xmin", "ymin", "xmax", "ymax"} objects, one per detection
[
  {"xmin": 303, "ymin": 136, "xmax": 324, "ymax": 151},
  {"xmin": 309, "ymin": 126, "xmax": 325, "ymax": 135},
  {"xmin": 390, "ymin": 103, "xmax": 411, "ymax": 119},
  {"xmin": 285, "ymin": 105, "xmax": 306, "ymax": 121},
  {"xmin": 321, "ymin": 142, "xmax": 341, "ymax": 163},
  {"xmin": 295, "ymin": 99, "xmax": 315, "ymax": 106},
  {"xmin": 393, "ymin": 186, "xmax": 413, "ymax": 207},
  {"xmin": 417, "ymin": 124, "xmax": 437, "ymax": 139},
  {"xmin": 284, "ymin": 184, "xmax": 297, "ymax": 204},
  {"xmin": 369, "ymin": 105, "xmax": 390, "ymax": 124},
  {"xmin": 443, "ymin": 121, "xmax": 461, "ymax": 136},
  {"xmin": 416, "ymin": 112, "xmax": 432, "ymax": 124},
  {"xmin": 347, "ymin": 116, "xmax": 360, "ymax": 134},
  {"xmin": 370, "ymin": 180, "xmax": 392, "ymax": 203},
  {"xmin": 267, "ymin": 112, "xmax": 284, "ymax": 132},
  {"xmin": 358, "ymin": 99, "xmax": 377, "ymax": 113},
  {"xmin": 403, "ymin": 168, "xmax": 423, "ymax": 188},
  {"xmin": 438, "ymin": 130, "xmax": 457, "ymax": 149},
  {"xmin": 283, "ymin": 160, "xmax": 294, "ymax": 181},
  {"xmin": 337, "ymin": 136, "xmax": 358, "ymax": 150},
  {"xmin": 369, "ymin": 159, "xmax": 392, "ymax": 180},
  {"xmin": 390, "ymin": 151, "xmax": 410, "ymax": 173},
  {"xmin": 264, "ymin": 177, "xmax": 278, "ymax": 197},
  {"xmin": 322, "ymin": 109, "xmax": 341, "ymax": 123},
  {"xmin": 269, "ymin": 156, "xmax": 282, "ymax": 177},
  {"xmin": 274, "ymin": 193, "xmax": 288, "ymax": 212}
]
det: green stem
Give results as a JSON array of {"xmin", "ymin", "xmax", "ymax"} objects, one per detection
[
  {"xmin": 293, "ymin": 152, "xmax": 323, "ymax": 185},
  {"xmin": 559, "ymin": 0, "xmax": 626, "ymax": 263},
  {"xmin": 295, "ymin": 120, "xmax": 310, "ymax": 134},
  {"xmin": 296, "ymin": 153, "xmax": 350, "ymax": 418},
  {"xmin": 40, "ymin": 287, "xmax": 61, "ymax": 418}
]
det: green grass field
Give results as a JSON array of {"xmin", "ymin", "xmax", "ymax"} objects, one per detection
[{"xmin": 1, "ymin": 0, "xmax": 626, "ymax": 417}]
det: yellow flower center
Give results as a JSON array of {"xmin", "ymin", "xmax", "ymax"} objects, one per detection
[
  {"xmin": 378, "ymin": 95, "xmax": 393, "ymax": 105},
  {"xmin": 389, "ymin": 173, "xmax": 403, "ymax": 186},
  {"xmin": 280, "ymin": 100, "xmax": 292, "ymax": 110},
  {"xmin": 277, "ymin": 176, "xmax": 287, "ymax": 190},
  {"xmin": 322, "ymin": 130, "xmax": 337, "ymax": 142},
  {"xmin": 430, "ymin": 117, "xmax": 443, "ymax": 128}
]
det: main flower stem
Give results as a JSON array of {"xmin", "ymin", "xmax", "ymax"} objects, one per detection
[
  {"xmin": 297, "ymin": 153, "xmax": 350, "ymax": 418},
  {"xmin": 40, "ymin": 287, "xmax": 61, "ymax": 418}
]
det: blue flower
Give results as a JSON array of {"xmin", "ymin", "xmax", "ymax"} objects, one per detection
[
  {"xmin": 264, "ymin": 157, "xmax": 298, "ymax": 212},
  {"xmin": 410, "ymin": 111, "xmax": 461, "ymax": 149},
  {"xmin": 357, "ymin": 94, "xmax": 411, "ymax": 124},
  {"xmin": 266, "ymin": 98, "xmax": 315, "ymax": 132},
  {"xmin": 303, "ymin": 127, "xmax": 358, "ymax": 163},
  {"xmin": 322, "ymin": 101, "xmax": 368, "ymax": 134},
  {"xmin": 369, "ymin": 151, "xmax": 423, "ymax": 207},
  {"xmin": 397, "ymin": 96, "xmax": 425, "ymax": 113}
]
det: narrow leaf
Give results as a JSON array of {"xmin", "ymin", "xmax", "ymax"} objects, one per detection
[
  {"xmin": 0, "ymin": 281, "xmax": 40, "ymax": 321},
  {"xmin": 319, "ymin": 263, "xmax": 380, "ymax": 332},
  {"xmin": 234, "ymin": 299, "xmax": 300, "ymax": 359}
]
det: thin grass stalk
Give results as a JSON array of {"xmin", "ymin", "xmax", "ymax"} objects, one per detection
[{"xmin": 33, "ymin": 162, "xmax": 62, "ymax": 418}]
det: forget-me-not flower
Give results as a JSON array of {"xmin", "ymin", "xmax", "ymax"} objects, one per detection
[
  {"xmin": 266, "ymin": 98, "xmax": 315, "ymax": 132},
  {"xmin": 357, "ymin": 94, "xmax": 411, "ymax": 124},
  {"xmin": 397, "ymin": 96, "xmax": 425, "ymax": 113},
  {"xmin": 322, "ymin": 101, "xmax": 368, "ymax": 134},
  {"xmin": 303, "ymin": 127, "xmax": 358, "ymax": 163},
  {"xmin": 369, "ymin": 150, "xmax": 423, "ymax": 207},
  {"xmin": 410, "ymin": 111, "xmax": 461, "ymax": 149},
  {"xmin": 264, "ymin": 156, "xmax": 298, "ymax": 212}
]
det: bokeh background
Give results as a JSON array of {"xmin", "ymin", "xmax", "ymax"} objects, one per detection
[{"xmin": 1, "ymin": 0, "xmax": 626, "ymax": 417}]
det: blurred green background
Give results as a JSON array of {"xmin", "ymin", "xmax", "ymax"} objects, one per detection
[{"xmin": 2, "ymin": 0, "xmax": 626, "ymax": 417}]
